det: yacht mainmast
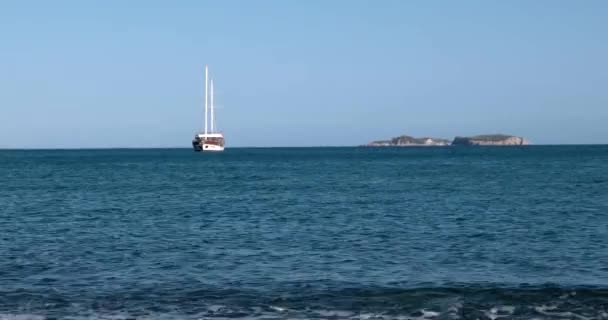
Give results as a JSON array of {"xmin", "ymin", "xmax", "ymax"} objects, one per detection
[
  {"xmin": 210, "ymin": 79, "xmax": 215, "ymax": 133},
  {"xmin": 204, "ymin": 65, "xmax": 209, "ymax": 135}
]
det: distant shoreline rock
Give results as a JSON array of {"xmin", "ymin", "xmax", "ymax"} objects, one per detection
[
  {"xmin": 366, "ymin": 134, "xmax": 530, "ymax": 147},
  {"xmin": 451, "ymin": 134, "xmax": 530, "ymax": 146},
  {"xmin": 366, "ymin": 135, "xmax": 451, "ymax": 147}
]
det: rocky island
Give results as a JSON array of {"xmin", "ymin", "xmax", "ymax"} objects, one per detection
[
  {"xmin": 451, "ymin": 134, "xmax": 529, "ymax": 146},
  {"xmin": 367, "ymin": 135, "xmax": 451, "ymax": 147},
  {"xmin": 366, "ymin": 134, "xmax": 530, "ymax": 146}
]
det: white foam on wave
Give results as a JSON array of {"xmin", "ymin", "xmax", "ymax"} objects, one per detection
[
  {"xmin": 3, "ymin": 300, "xmax": 606, "ymax": 320},
  {"xmin": 0, "ymin": 314, "xmax": 45, "ymax": 320},
  {"xmin": 314, "ymin": 309, "xmax": 355, "ymax": 318},
  {"xmin": 206, "ymin": 304, "xmax": 227, "ymax": 313},
  {"xmin": 534, "ymin": 305, "xmax": 593, "ymax": 320},
  {"xmin": 357, "ymin": 313, "xmax": 385, "ymax": 320},
  {"xmin": 483, "ymin": 305, "xmax": 516, "ymax": 320},
  {"xmin": 420, "ymin": 309, "xmax": 440, "ymax": 318},
  {"xmin": 268, "ymin": 305, "xmax": 287, "ymax": 312}
]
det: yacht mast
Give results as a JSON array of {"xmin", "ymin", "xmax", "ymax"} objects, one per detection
[
  {"xmin": 204, "ymin": 65, "xmax": 208, "ymax": 135},
  {"xmin": 210, "ymin": 79, "xmax": 215, "ymax": 133}
]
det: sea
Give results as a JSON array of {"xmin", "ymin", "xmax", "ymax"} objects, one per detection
[{"xmin": 1, "ymin": 146, "xmax": 607, "ymax": 320}]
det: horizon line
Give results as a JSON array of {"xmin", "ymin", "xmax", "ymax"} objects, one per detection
[{"xmin": 1, "ymin": 143, "xmax": 608, "ymax": 151}]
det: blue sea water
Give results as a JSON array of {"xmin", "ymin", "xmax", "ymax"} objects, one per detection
[{"xmin": 1, "ymin": 146, "xmax": 607, "ymax": 319}]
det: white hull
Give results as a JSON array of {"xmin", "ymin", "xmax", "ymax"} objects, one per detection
[{"xmin": 202, "ymin": 144, "xmax": 224, "ymax": 152}]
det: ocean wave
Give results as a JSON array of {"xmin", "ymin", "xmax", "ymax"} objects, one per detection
[{"xmin": 1, "ymin": 286, "xmax": 607, "ymax": 319}]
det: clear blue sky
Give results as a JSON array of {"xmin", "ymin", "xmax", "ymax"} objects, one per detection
[{"xmin": 1, "ymin": 0, "xmax": 607, "ymax": 148}]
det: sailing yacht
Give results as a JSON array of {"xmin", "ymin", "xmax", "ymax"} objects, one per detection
[{"xmin": 192, "ymin": 65, "xmax": 225, "ymax": 152}]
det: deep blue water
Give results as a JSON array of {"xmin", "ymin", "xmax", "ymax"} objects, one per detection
[{"xmin": 1, "ymin": 146, "xmax": 607, "ymax": 319}]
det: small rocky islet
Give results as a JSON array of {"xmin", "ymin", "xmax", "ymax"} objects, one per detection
[{"xmin": 366, "ymin": 134, "xmax": 529, "ymax": 146}]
